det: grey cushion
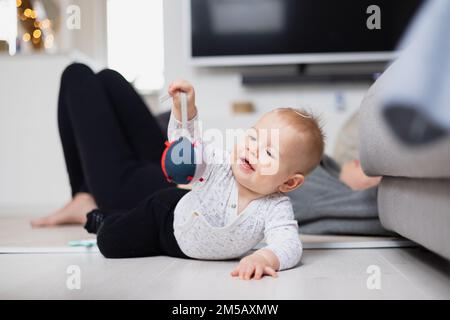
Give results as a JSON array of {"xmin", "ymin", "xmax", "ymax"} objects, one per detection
[
  {"xmin": 379, "ymin": 177, "xmax": 450, "ymax": 260},
  {"xmin": 358, "ymin": 62, "xmax": 450, "ymax": 179}
]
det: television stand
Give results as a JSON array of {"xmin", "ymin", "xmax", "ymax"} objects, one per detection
[{"xmin": 241, "ymin": 63, "xmax": 383, "ymax": 85}]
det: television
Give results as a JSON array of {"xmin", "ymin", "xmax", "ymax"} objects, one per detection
[{"xmin": 185, "ymin": 0, "xmax": 424, "ymax": 66}]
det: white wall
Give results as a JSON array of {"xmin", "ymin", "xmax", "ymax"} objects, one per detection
[
  {"xmin": 0, "ymin": 54, "xmax": 91, "ymax": 214},
  {"xmin": 162, "ymin": 0, "xmax": 371, "ymax": 155},
  {"xmin": 59, "ymin": 0, "xmax": 108, "ymax": 65}
]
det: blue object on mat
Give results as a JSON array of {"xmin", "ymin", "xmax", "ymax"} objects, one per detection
[{"xmin": 68, "ymin": 239, "xmax": 97, "ymax": 247}]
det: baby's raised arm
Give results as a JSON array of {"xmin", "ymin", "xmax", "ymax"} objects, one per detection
[{"xmin": 166, "ymin": 79, "xmax": 228, "ymax": 185}]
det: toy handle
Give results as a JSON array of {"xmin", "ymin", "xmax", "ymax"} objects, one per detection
[
  {"xmin": 159, "ymin": 92, "xmax": 189, "ymax": 132},
  {"xmin": 180, "ymin": 92, "xmax": 188, "ymax": 132}
]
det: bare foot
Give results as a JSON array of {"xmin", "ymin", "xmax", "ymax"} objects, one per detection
[
  {"xmin": 340, "ymin": 159, "xmax": 382, "ymax": 191},
  {"xmin": 30, "ymin": 193, "xmax": 97, "ymax": 228}
]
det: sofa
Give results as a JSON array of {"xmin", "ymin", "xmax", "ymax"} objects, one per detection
[{"xmin": 359, "ymin": 60, "xmax": 450, "ymax": 260}]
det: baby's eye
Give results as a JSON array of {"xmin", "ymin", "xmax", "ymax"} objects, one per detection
[
  {"xmin": 248, "ymin": 135, "xmax": 256, "ymax": 141},
  {"xmin": 266, "ymin": 149, "xmax": 273, "ymax": 157}
]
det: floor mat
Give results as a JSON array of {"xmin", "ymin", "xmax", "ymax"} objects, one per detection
[
  {"xmin": 0, "ymin": 217, "xmax": 416, "ymax": 254},
  {"xmin": 0, "ymin": 217, "xmax": 97, "ymax": 253}
]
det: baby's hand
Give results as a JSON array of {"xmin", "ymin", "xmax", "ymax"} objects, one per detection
[
  {"xmin": 230, "ymin": 252, "xmax": 278, "ymax": 280},
  {"xmin": 168, "ymin": 79, "xmax": 197, "ymax": 120}
]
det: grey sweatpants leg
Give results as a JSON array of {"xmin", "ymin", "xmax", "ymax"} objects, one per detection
[{"xmin": 289, "ymin": 155, "xmax": 394, "ymax": 236}]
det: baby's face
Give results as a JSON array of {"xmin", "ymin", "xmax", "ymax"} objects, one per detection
[{"xmin": 231, "ymin": 112, "xmax": 305, "ymax": 195}]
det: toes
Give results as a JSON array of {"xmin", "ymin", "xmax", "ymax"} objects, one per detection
[
  {"xmin": 30, "ymin": 217, "xmax": 52, "ymax": 228},
  {"xmin": 31, "ymin": 213, "xmax": 64, "ymax": 227}
]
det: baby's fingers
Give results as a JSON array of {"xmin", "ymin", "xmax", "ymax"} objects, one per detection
[
  {"xmin": 230, "ymin": 268, "xmax": 239, "ymax": 277},
  {"xmin": 254, "ymin": 266, "xmax": 264, "ymax": 280},
  {"xmin": 264, "ymin": 266, "xmax": 278, "ymax": 278},
  {"xmin": 168, "ymin": 80, "xmax": 193, "ymax": 96},
  {"xmin": 244, "ymin": 265, "xmax": 255, "ymax": 280},
  {"xmin": 238, "ymin": 264, "xmax": 249, "ymax": 280}
]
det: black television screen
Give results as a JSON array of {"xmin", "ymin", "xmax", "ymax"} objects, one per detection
[{"xmin": 188, "ymin": 0, "xmax": 424, "ymax": 66}]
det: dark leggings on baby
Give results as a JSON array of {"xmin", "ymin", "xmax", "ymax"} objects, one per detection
[
  {"xmin": 86, "ymin": 187, "xmax": 189, "ymax": 259},
  {"xmin": 58, "ymin": 63, "xmax": 189, "ymax": 259}
]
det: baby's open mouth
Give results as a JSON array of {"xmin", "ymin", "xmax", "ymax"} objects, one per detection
[{"xmin": 239, "ymin": 157, "xmax": 255, "ymax": 171}]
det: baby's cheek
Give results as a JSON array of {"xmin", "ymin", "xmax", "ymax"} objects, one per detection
[
  {"xmin": 259, "ymin": 157, "xmax": 280, "ymax": 176},
  {"xmin": 255, "ymin": 174, "xmax": 281, "ymax": 194}
]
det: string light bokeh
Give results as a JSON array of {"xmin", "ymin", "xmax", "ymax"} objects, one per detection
[{"xmin": 16, "ymin": 0, "xmax": 56, "ymax": 52}]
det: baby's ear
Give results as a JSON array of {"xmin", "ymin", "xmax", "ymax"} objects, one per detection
[{"xmin": 278, "ymin": 173, "xmax": 305, "ymax": 193}]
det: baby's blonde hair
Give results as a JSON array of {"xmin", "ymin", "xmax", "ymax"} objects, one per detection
[{"xmin": 272, "ymin": 108, "xmax": 325, "ymax": 175}]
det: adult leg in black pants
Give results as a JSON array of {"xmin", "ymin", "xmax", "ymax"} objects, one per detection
[{"xmin": 31, "ymin": 63, "xmax": 174, "ymax": 227}]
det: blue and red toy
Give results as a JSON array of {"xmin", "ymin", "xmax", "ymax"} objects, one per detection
[{"xmin": 161, "ymin": 92, "xmax": 205, "ymax": 185}]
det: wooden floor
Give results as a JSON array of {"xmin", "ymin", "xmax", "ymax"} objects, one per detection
[{"xmin": 1, "ymin": 217, "xmax": 449, "ymax": 299}]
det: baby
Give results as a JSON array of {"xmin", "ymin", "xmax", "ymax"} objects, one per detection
[
  {"xmin": 87, "ymin": 79, "xmax": 325, "ymax": 281},
  {"xmin": 167, "ymin": 80, "xmax": 325, "ymax": 279}
]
